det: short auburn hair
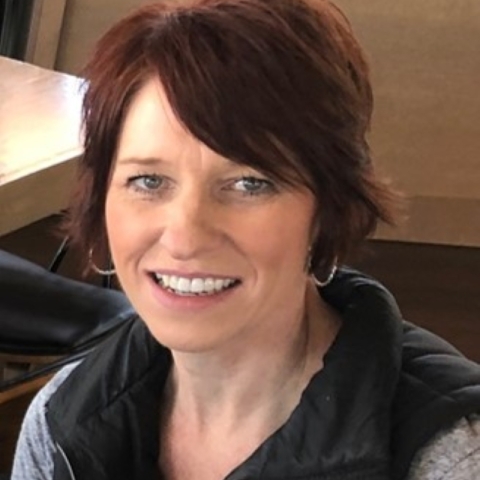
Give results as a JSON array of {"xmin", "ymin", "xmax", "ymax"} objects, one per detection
[{"xmin": 66, "ymin": 0, "xmax": 397, "ymax": 276}]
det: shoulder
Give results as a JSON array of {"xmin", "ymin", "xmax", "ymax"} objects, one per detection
[
  {"xmin": 408, "ymin": 414, "xmax": 480, "ymax": 480},
  {"xmin": 10, "ymin": 363, "xmax": 80, "ymax": 480}
]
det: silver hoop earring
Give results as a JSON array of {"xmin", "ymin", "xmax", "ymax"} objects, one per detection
[
  {"xmin": 312, "ymin": 264, "xmax": 337, "ymax": 288},
  {"xmin": 88, "ymin": 248, "xmax": 116, "ymax": 276}
]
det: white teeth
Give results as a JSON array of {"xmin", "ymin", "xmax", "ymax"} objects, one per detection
[
  {"xmin": 190, "ymin": 278, "xmax": 204, "ymax": 293},
  {"xmin": 154, "ymin": 274, "xmax": 237, "ymax": 295},
  {"xmin": 214, "ymin": 279, "xmax": 225, "ymax": 292},
  {"xmin": 177, "ymin": 277, "xmax": 190, "ymax": 293},
  {"xmin": 204, "ymin": 278, "xmax": 215, "ymax": 293}
]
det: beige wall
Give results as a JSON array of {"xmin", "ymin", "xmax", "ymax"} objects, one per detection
[
  {"xmin": 55, "ymin": 0, "xmax": 152, "ymax": 74},
  {"xmin": 55, "ymin": 0, "xmax": 480, "ymax": 246},
  {"xmin": 336, "ymin": 1, "xmax": 480, "ymax": 197},
  {"xmin": 25, "ymin": 0, "xmax": 67, "ymax": 69},
  {"xmin": 334, "ymin": 1, "xmax": 480, "ymax": 246}
]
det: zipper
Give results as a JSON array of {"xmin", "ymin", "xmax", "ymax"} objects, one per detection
[{"xmin": 55, "ymin": 442, "xmax": 77, "ymax": 480}]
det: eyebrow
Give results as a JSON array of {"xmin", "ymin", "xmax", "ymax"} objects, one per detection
[
  {"xmin": 115, "ymin": 155, "xmax": 252, "ymax": 173},
  {"xmin": 116, "ymin": 156, "xmax": 166, "ymax": 166},
  {"xmin": 116, "ymin": 155, "xmax": 242, "ymax": 168}
]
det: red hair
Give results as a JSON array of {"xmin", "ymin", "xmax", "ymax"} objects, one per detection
[{"xmin": 66, "ymin": 0, "xmax": 398, "ymax": 275}]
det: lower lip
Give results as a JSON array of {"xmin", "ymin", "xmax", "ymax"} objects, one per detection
[{"xmin": 147, "ymin": 276, "xmax": 239, "ymax": 312}]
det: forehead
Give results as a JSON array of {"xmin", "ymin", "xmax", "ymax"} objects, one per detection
[
  {"xmin": 115, "ymin": 78, "xmax": 275, "ymax": 180},
  {"xmin": 115, "ymin": 79, "xmax": 311, "ymax": 191},
  {"xmin": 116, "ymin": 79, "xmax": 225, "ymax": 169},
  {"xmin": 119, "ymin": 79, "xmax": 187, "ymax": 148}
]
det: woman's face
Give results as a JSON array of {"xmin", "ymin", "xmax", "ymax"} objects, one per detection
[{"xmin": 105, "ymin": 79, "xmax": 316, "ymax": 353}]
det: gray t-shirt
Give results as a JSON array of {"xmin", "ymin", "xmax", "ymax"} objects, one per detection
[{"xmin": 11, "ymin": 364, "xmax": 480, "ymax": 479}]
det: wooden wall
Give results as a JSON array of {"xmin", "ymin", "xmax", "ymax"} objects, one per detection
[{"xmin": 334, "ymin": 0, "xmax": 480, "ymax": 247}]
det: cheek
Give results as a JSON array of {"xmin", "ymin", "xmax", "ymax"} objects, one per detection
[
  {"xmin": 105, "ymin": 193, "xmax": 122, "ymax": 248},
  {"xmin": 235, "ymin": 205, "xmax": 312, "ymax": 274},
  {"xmin": 105, "ymin": 192, "xmax": 149, "ymax": 265}
]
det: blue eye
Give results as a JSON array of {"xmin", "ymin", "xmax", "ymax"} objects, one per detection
[
  {"xmin": 233, "ymin": 176, "xmax": 274, "ymax": 195},
  {"xmin": 127, "ymin": 174, "xmax": 164, "ymax": 193}
]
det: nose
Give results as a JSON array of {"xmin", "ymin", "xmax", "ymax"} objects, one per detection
[{"xmin": 158, "ymin": 188, "xmax": 221, "ymax": 261}]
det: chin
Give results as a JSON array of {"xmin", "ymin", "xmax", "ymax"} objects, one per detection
[{"xmin": 139, "ymin": 313, "xmax": 236, "ymax": 354}]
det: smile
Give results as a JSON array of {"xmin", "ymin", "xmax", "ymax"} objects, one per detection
[{"xmin": 151, "ymin": 273, "xmax": 240, "ymax": 296}]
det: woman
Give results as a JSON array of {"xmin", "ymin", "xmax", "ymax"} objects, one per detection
[{"xmin": 12, "ymin": 1, "xmax": 480, "ymax": 479}]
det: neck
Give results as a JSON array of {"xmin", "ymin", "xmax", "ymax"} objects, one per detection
[{"xmin": 163, "ymin": 281, "xmax": 340, "ymax": 435}]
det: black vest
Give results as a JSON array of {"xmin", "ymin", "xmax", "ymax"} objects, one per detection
[{"xmin": 47, "ymin": 269, "xmax": 480, "ymax": 480}]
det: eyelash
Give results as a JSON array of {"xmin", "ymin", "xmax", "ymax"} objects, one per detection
[
  {"xmin": 227, "ymin": 176, "xmax": 276, "ymax": 197},
  {"xmin": 124, "ymin": 173, "xmax": 277, "ymax": 198},
  {"xmin": 126, "ymin": 173, "xmax": 165, "ymax": 195}
]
